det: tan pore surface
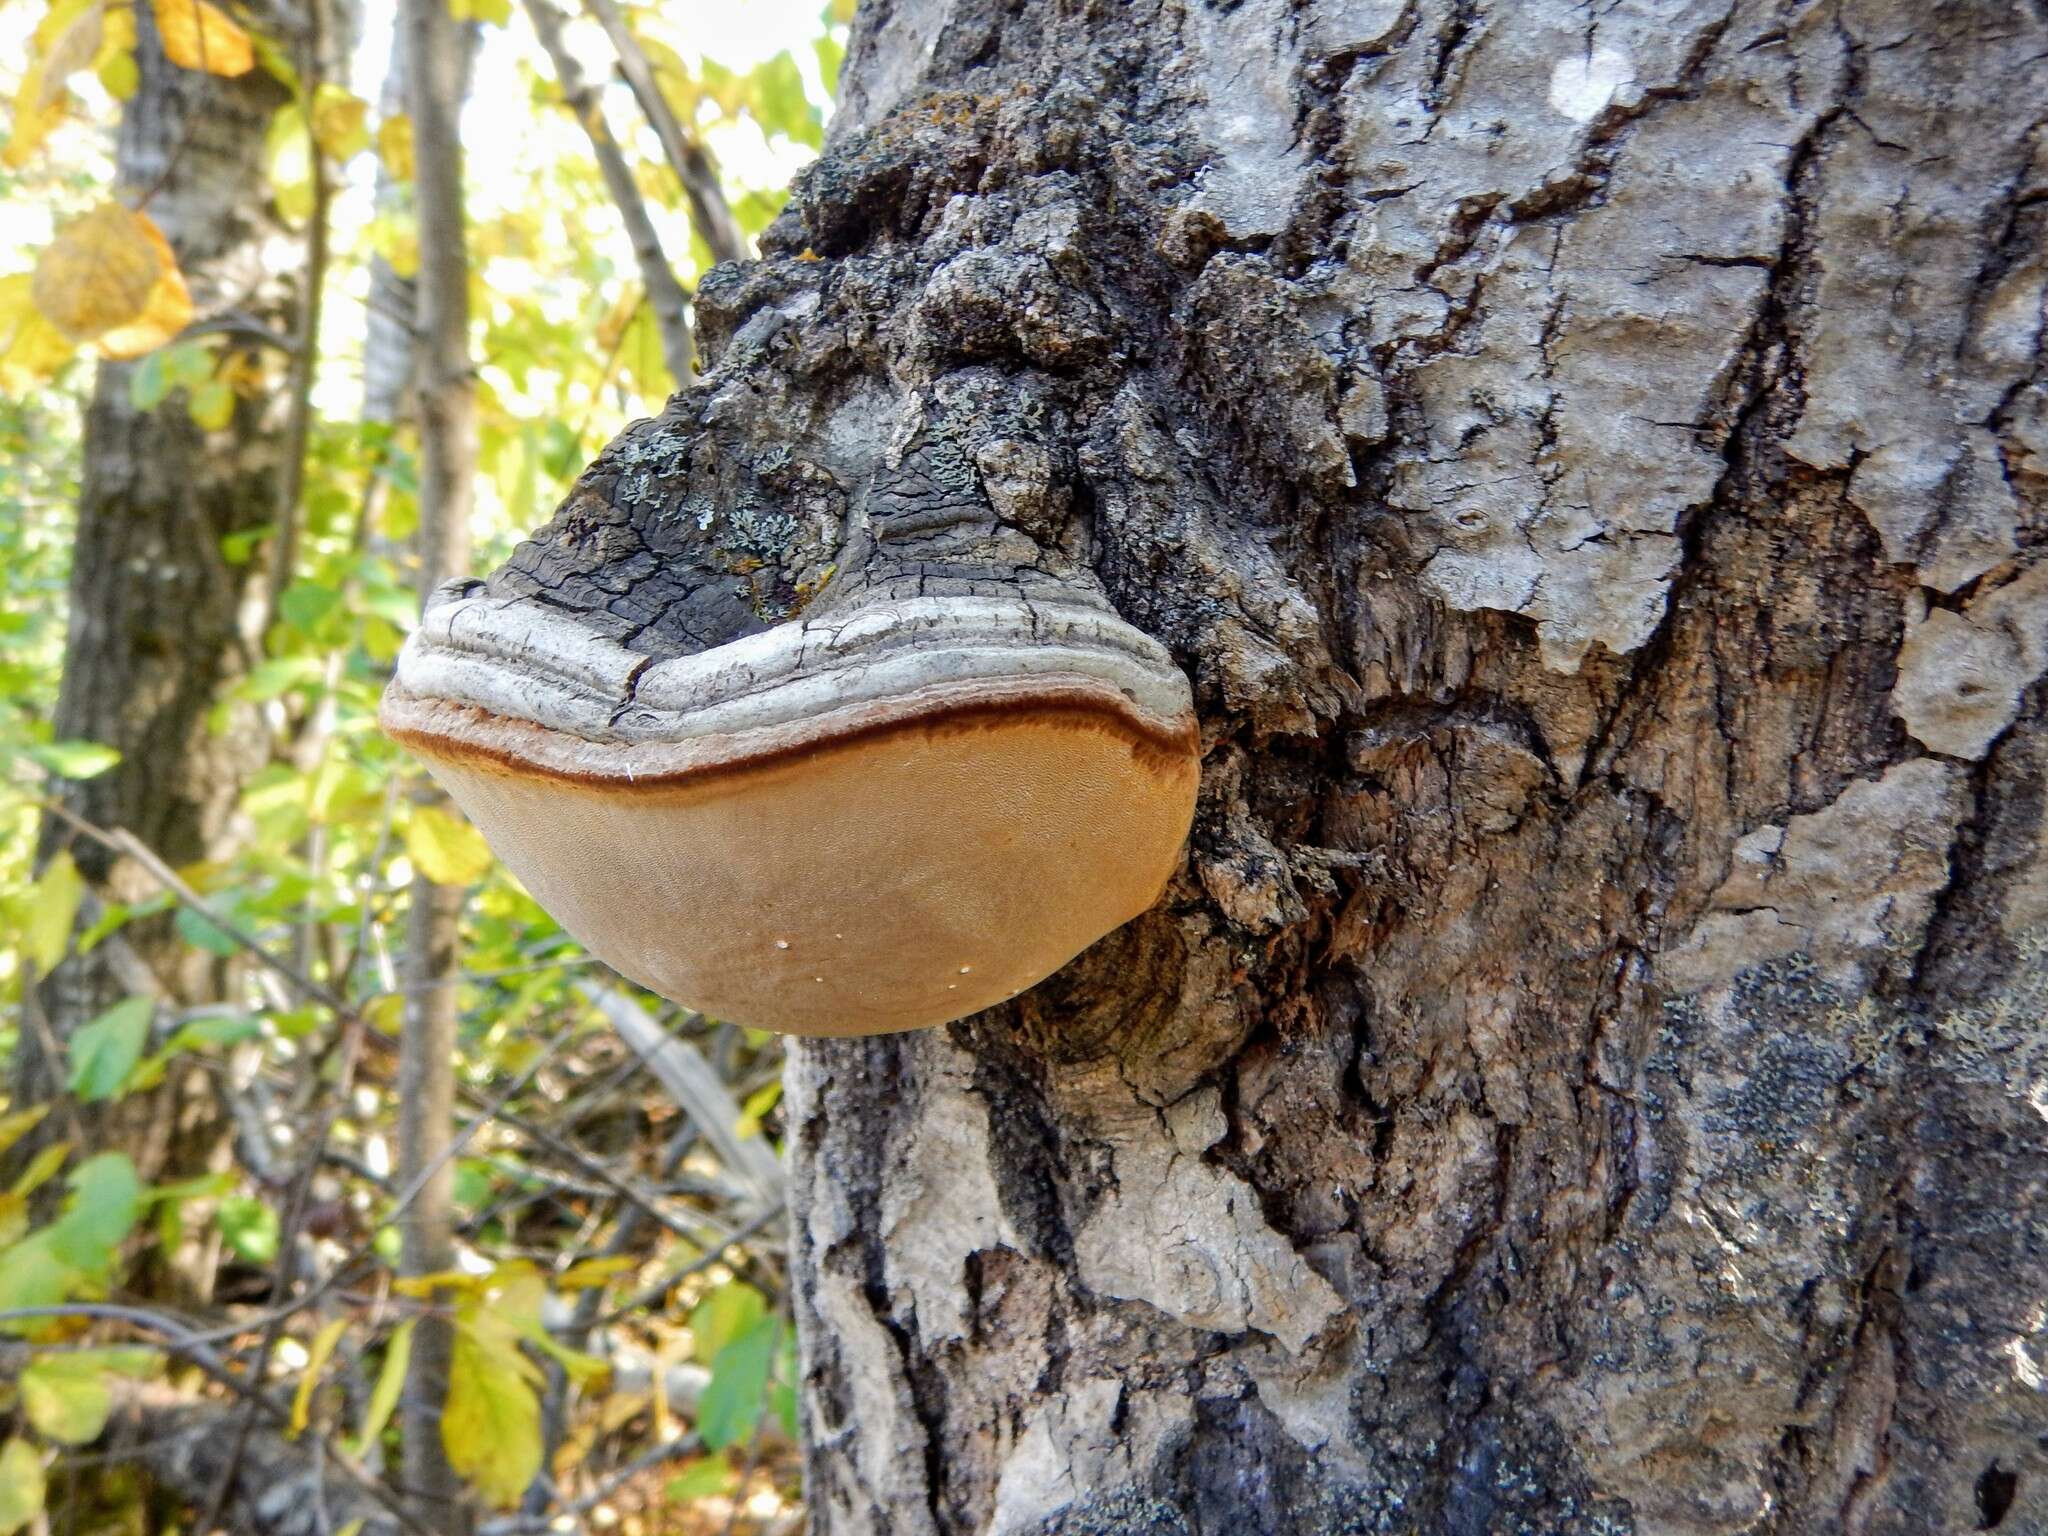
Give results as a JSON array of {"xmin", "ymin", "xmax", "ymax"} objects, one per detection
[{"xmin": 418, "ymin": 709, "xmax": 1199, "ymax": 1036}]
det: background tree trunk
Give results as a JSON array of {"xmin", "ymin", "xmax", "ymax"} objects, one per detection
[
  {"xmin": 737, "ymin": 1, "xmax": 2048, "ymax": 1532},
  {"xmin": 20, "ymin": 0, "xmax": 301, "ymax": 1175},
  {"xmin": 394, "ymin": 0, "xmax": 478, "ymax": 1521}
]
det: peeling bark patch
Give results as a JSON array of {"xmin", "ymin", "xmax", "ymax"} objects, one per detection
[
  {"xmin": 880, "ymin": 1036, "xmax": 1019, "ymax": 1341},
  {"xmin": 1893, "ymin": 564, "xmax": 2048, "ymax": 760},
  {"xmin": 1548, "ymin": 48, "xmax": 1634, "ymax": 123},
  {"xmin": 1071, "ymin": 1094, "xmax": 1344, "ymax": 1353},
  {"xmin": 1661, "ymin": 759, "xmax": 1970, "ymax": 991}
]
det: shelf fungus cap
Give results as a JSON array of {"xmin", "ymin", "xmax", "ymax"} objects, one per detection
[{"xmin": 380, "ymin": 587, "xmax": 1200, "ymax": 1036}]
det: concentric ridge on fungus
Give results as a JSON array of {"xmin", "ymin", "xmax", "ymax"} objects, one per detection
[{"xmin": 381, "ymin": 584, "xmax": 1200, "ymax": 1036}]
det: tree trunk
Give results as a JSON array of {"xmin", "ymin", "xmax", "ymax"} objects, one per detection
[
  {"xmin": 22, "ymin": 0, "xmax": 300, "ymax": 1150},
  {"xmin": 393, "ymin": 0, "xmax": 477, "ymax": 1522},
  {"xmin": 750, "ymin": 2, "xmax": 2048, "ymax": 1532}
]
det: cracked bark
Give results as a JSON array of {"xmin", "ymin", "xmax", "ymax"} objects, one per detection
[{"xmin": 460, "ymin": 0, "xmax": 2048, "ymax": 1530}]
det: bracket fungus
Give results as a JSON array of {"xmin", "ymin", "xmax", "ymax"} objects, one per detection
[{"xmin": 380, "ymin": 393, "xmax": 1199, "ymax": 1036}]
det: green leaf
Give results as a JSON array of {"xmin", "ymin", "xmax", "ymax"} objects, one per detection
[
  {"xmin": 22, "ymin": 739, "xmax": 122, "ymax": 780},
  {"xmin": 24, "ymin": 850, "xmax": 84, "ymax": 972},
  {"xmin": 49, "ymin": 1153, "xmax": 142, "ymax": 1274},
  {"xmin": 689, "ymin": 1281, "xmax": 766, "ymax": 1367},
  {"xmin": 696, "ymin": 1314, "xmax": 779, "ymax": 1451},
  {"xmin": 773, "ymin": 1325, "xmax": 799, "ymax": 1438},
  {"xmin": 76, "ymin": 901, "xmax": 140, "ymax": 959},
  {"xmin": 67, "ymin": 996, "xmax": 152, "ymax": 1103},
  {"xmin": 279, "ymin": 579, "xmax": 341, "ymax": 636},
  {"xmin": 745, "ymin": 52, "xmax": 821, "ymax": 149},
  {"xmin": 220, "ymin": 523, "xmax": 274, "ymax": 565},
  {"xmin": 159, "ymin": 1013, "xmax": 261, "ymax": 1055},
  {"xmin": 406, "ymin": 804, "xmax": 492, "ymax": 885},
  {"xmin": 126, "ymin": 345, "xmax": 170, "ymax": 409},
  {"xmin": 351, "ymin": 1319, "xmax": 413, "ymax": 1457},
  {"xmin": 174, "ymin": 904, "xmax": 240, "ymax": 957},
  {"xmin": 665, "ymin": 1453, "xmax": 734, "ymax": 1502},
  {"xmin": 217, "ymin": 1194, "xmax": 278, "ymax": 1264},
  {"xmin": 443, "ymin": 1315, "xmax": 542, "ymax": 1508},
  {"xmin": 266, "ymin": 102, "xmax": 313, "ymax": 225},
  {"xmin": 20, "ymin": 1353, "xmax": 112, "ymax": 1444},
  {"xmin": 813, "ymin": 31, "xmax": 844, "ymax": 95},
  {"xmin": 0, "ymin": 1237, "xmax": 70, "ymax": 1334},
  {"xmin": 0, "ymin": 1438, "xmax": 45, "ymax": 1535},
  {"xmin": 162, "ymin": 339, "xmax": 214, "ymax": 388}
]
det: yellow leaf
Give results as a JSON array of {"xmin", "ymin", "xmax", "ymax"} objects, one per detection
[
  {"xmin": 366, "ymin": 211, "xmax": 417, "ymax": 278},
  {"xmin": 406, "ymin": 804, "xmax": 492, "ymax": 886},
  {"xmin": 444, "ymin": 1313, "xmax": 542, "ymax": 1508},
  {"xmin": 0, "ymin": 1195, "xmax": 25, "ymax": 1249},
  {"xmin": 0, "ymin": 273, "xmax": 78, "ymax": 389},
  {"xmin": 0, "ymin": 1107, "xmax": 49, "ymax": 1162},
  {"xmin": 188, "ymin": 377, "xmax": 234, "ymax": 429},
  {"xmin": 152, "ymin": 0, "xmax": 254, "ymax": 75},
  {"xmin": 96, "ymin": 261, "xmax": 194, "ymax": 358},
  {"xmin": 361, "ymin": 992, "xmax": 404, "ymax": 1036},
  {"xmin": 20, "ymin": 1355, "xmax": 110, "ymax": 1444},
  {"xmin": 289, "ymin": 1317, "xmax": 348, "ymax": 1438},
  {"xmin": 0, "ymin": 1438, "xmax": 45, "ymax": 1535},
  {"xmin": 375, "ymin": 112, "xmax": 412, "ymax": 181},
  {"xmin": 3, "ymin": 0, "xmax": 99, "ymax": 167},
  {"xmin": 557, "ymin": 1255, "xmax": 637, "ymax": 1291},
  {"xmin": 389, "ymin": 1267, "xmax": 490, "ymax": 1299},
  {"xmin": 31, "ymin": 203, "xmax": 168, "ymax": 343},
  {"xmin": 11, "ymin": 1141, "xmax": 72, "ymax": 1199},
  {"xmin": 98, "ymin": 47, "xmax": 137, "ymax": 96},
  {"xmin": 24, "ymin": 849, "xmax": 84, "ymax": 971},
  {"xmin": 351, "ymin": 1318, "xmax": 413, "ymax": 1457},
  {"xmin": 37, "ymin": 0, "xmax": 103, "ymax": 109},
  {"xmin": 266, "ymin": 102, "xmax": 313, "ymax": 225},
  {"xmin": 94, "ymin": 1, "xmax": 138, "ymax": 98},
  {"xmin": 311, "ymin": 83, "xmax": 368, "ymax": 160}
]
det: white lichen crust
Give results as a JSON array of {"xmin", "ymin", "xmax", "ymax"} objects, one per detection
[{"xmin": 383, "ymin": 583, "xmax": 1197, "ymax": 783}]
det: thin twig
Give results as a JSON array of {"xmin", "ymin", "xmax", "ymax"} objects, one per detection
[{"xmin": 591, "ymin": 1204, "xmax": 785, "ymax": 1331}]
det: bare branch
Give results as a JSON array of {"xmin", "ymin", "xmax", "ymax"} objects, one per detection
[
  {"xmin": 581, "ymin": 0, "xmax": 747, "ymax": 268},
  {"xmin": 522, "ymin": 0, "xmax": 696, "ymax": 385}
]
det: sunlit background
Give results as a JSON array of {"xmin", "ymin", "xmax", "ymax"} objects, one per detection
[{"xmin": 0, "ymin": 0, "xmax": 844, "ymax": 1530}]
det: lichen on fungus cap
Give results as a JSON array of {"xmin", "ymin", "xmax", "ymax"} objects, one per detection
[{"xmin": 381, "ymin": 577, "xmax": 1200, "ymax": 1037}]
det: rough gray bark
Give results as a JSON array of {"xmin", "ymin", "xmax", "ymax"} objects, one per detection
[
  {"xmin": 469, "ymin": 0, "xmax": 2047, "ymax": 1529},
  {"xmin": 779, "ymin": 3, "xmax": 2048, "ymax": 1532}
]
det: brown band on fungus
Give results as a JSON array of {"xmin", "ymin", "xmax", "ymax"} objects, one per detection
[{"xmin": 381, "ymin": 673, "xmax": 1199, "ymax": 795}]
